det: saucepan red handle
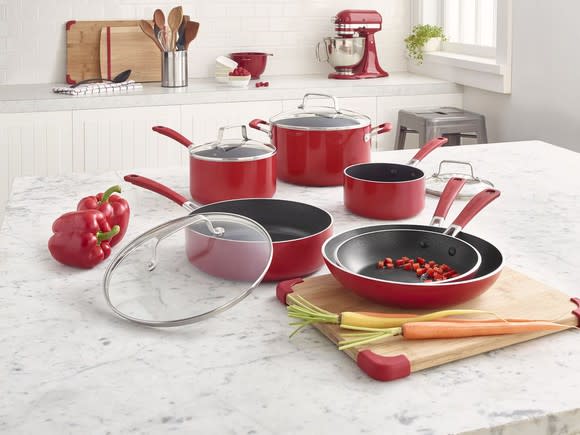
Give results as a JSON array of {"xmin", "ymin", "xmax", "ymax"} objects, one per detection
[
  {"xmin": 124, "ymin": 174, "xmax": 189, "ymax": 208},
  {"xmin": 152, "ymin": 126, "xmax": 193, "ymax": 148},
  {"xmin": 444, "ymin": 188, "xmax": 501, "ymax": 237},
  {"xmin": 430, "ymin": 177, "xmax": 467, "ymax": 226},
  {"xmin": 408, "ymin": 137, "xmax": 448, "ymax": 165},
  {"xmin": 249, "ymin": 119, "xmax": 271, "ymax": 134}
]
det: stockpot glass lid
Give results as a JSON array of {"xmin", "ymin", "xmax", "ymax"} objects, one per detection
[
  {"xmin": 189, "ymin": 125, "xmax": 276, "ymax": 162},
  {"xmin": 270, "ymin": 93, "xmax": 371, "ymax": 131},
  {"xmin": 103, "ymin": 212, "xmax": 273, "ymax": 327}
]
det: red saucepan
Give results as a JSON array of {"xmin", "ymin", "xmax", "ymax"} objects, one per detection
[
  {"xmin": 124, "ymin": 175, "xmax": 333, "ymax": 281},
  {"xmin": 321, "ymin": 179, "xmax": 504, "ymax": 308},
  {"xmin": 250, "ymin": 93, "xmax": 392, "ymax": 186},
  {"xmin": 343, "ymin": 136, "xmax": 448, "ymax": 219},
  {"xmin": 152, "ymin": 125, "xmax": 276, "ymax": 204}
]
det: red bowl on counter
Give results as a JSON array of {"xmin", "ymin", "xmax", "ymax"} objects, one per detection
[{"xmin": 229, "ymin": 52, "xmax": 272, "ymax": 79}]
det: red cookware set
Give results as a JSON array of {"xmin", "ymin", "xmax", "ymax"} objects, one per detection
[{"xmin": 105, "ymin": 94, "xmax": 503, "ymax": 326}]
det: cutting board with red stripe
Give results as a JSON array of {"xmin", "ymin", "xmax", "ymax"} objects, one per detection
[
  {"xmin": 276, "ymin": 267, "xmax": 580, "ymax": 382},
  {"xmin": 66, "ymin": 20, "xmax": 141, "ymax": 84},
  {"xmin": 99, "ymin": 26, "xmax": 161, "ymax": 83}
]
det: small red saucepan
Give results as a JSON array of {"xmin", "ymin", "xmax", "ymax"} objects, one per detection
[
  {"xmin": 152, "ymin": 125, "xmax": 276, "ymax": 204},
  {"xmin": 326, "ymin": 187, "xmax": 501, "ymax": 308},
  {"xmin": 343, "ymin": 136, "xmax": 448, "ymax": 219},
  {"xmin": 124, "ymin": 175, "xmax": 333, "ymax": 282}
]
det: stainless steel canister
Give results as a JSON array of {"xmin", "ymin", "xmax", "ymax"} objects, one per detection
[{"xmin": 162, "ymin": 51, "xmax": 188, "ymax": 87}]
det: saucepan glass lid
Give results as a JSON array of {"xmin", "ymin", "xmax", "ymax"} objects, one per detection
[
  {"xmin": 103, "ymin": 213, "xmax": 273, "ymax": 327},
  {"xmin": 426, "ymin": 160, "xmax": 494, "ymax": 199}
]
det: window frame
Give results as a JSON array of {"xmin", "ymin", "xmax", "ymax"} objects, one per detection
[{"xmin": 409, "ymin": 0, "xmax": 512, "ymax": 94}]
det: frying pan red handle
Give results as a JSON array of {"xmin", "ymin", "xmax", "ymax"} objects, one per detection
[
  {"xmin": 430, "ymin": 177, "xmax": 467, "ymax": 226},
  {"xmin": 445, "ymin": 189, "xmax": 501, "ymax": 236},
  {"xmin": 408, "ymin": 137, "xmax": 448, "ymax": 165},
  {"xmin": 249, "ymin": 118, "xmax": 271, "ymax": 134},
  {"xmin": 124, "ymin": 174, "xmax": 189, "ymax": 207},
  {"xmin": 152, "ymin": 126, "xmax": 193, "ymax": 148}
]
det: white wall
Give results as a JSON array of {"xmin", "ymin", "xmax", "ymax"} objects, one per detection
[
  {"xmin": 0, "ymin": 0, "xmax": 410, "ymax": 84},
  {"xmin": 463, "ymin": 0, "xmax": 580, "ymax": 152}
]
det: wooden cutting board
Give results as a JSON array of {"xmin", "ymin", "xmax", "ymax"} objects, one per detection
[
  {"xmin": 99, "ymin": 26, "xmax": 161, "ymax": 83},
  {"xmin": 276, "ymin": 268, "xmax": 580, "ymax": 382},
  {"xmin": 66, "ymin": 20, "xmax": 141, "ymax": 84}
]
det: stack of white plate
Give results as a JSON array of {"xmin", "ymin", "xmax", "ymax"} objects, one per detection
[{"xmin": 215, "ymin": 56, "xmax": 237, "ymax": 83}]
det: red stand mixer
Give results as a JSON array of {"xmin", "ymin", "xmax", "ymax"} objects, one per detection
[{"xmin": 316, "ymin": 9, "xmax": 389, "ymax": 80}]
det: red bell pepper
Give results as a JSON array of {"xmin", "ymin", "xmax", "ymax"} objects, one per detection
[
  {"xmin": 48, "ymin": 209, "xmax": 120, "ymax": 269},
  {"xmin": 77, "ymin": 185, "xmax": 130, "ymax": 247}
]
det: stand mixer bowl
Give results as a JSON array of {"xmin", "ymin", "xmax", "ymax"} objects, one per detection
[{"xmin": 318, "ymin": 37, "xmax": 365, "ymax": 73}]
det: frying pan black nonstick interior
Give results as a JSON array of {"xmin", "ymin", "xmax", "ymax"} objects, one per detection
[
  {"xmin": 194, "ymin": 199, "xmax": 332, "ymax": 242},
  {"xmin": 325, "ymin": 225, "xmax": 502, "ymax": 280},
  {"xmin": 336, "ymin": 229, "xmax": 481, "ymax": 283}
]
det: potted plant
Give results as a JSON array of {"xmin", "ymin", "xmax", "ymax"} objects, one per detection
[{"xmin": 404, "ymin": 24, "xmax": 447, "ymax": 64}]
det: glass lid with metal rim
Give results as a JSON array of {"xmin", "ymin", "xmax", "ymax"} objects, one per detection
[
  {"xmin": 270, "ymin": 93, "xmax": 371, "ymax": 131},
  {"xmin": 103, "ymin": 212, "xmax": 273, "ymax": 327},
  {"xmin": 426, "ymin": 160, "xmax": 494, "ymax": 199},
  {"xmin": 189, "ymin": 125, "xmax": 276, "ymax": 162}
]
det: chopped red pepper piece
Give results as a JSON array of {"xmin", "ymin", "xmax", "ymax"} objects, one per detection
[
  {"xmin": 386, "ymin": 263, "xmax": 394, "ymax": 269},
  {"xmin": 377, "ymin": 260, "xmax": 385, "ymax": 269},
  {"xmin": 395, "ymin": 259, "xmax": 405, "ymax": 267},
  {"xmin": 403, "ymin": 263, "xmax": 413, "ymax": 271}
]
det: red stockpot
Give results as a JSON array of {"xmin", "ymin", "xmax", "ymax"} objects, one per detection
[
  {"xmin": 343, "ymin": 136, "xmax": 448, "ymax": 220},
  {"xmin": 152, "ymin": 125, "xmax": 276, "ymax": 204},
  {"xmin": 250, "ymin": 93, "xmax": 392, "ymax": 186}
]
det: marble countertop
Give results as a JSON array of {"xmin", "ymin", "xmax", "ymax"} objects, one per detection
[
  {"xmin": 0, "ymin": 72, "xmax": 462, "ymax": 113},
  {"xmin": 2, "ymin": 141, "xmax": 580, "ymax": 434}
]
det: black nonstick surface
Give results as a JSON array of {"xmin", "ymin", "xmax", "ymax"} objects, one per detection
[{"xmin": 194, "ymin": 199, "xmax": 332, "ymax": 242}]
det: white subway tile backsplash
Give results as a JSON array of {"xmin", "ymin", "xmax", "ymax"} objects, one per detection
[{"xmin": 0, "ymin": 0, "xmax": 410, "ymax": 84}]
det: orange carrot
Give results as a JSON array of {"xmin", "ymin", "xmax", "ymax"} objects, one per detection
[{"xmin": 402, "ymin": 320, "xmax": 571, "ymax": 340}]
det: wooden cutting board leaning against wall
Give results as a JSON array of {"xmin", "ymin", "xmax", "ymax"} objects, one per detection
[
  {"xmin": 99, "ymin": 26, "xmax": 161, "ymax": 83},
  {"xmin": 66, "ymin": 20, "xmax": 161, "ymax": 84},
  {"xmin": 277, "ymin": 267, "xmax": 580, "ymax": 382},
  {"xmin": 66, "ymin": 20, "xmax": 139, "ymax": 84}
]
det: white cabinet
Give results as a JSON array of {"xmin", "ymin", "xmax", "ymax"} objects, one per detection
[
  {"xmin": 72, "ymin": 106, "xmax": 185, "ymax": 173},
  {"xmin": 0, "ymin": 111, "xmax": 73, "ymax": 216},
  {"xmin": 376, "ymin": 93, "xmax": 464, "ymax": 150}
]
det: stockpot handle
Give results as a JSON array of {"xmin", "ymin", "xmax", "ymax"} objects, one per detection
[
  {"xmin": 315, "ymin": 41, "xmax": 328, "ymax": 62},
  {"xmin": 249, "ymin": 119, "xmax": 271, "ymax": 135},
  {"xmin": 217, "ymin": 125, "xmax": 249, "ymax": 143},
  {"xmin": 298, "ymin": 93, "xmax": 340, "ymax": 112}
]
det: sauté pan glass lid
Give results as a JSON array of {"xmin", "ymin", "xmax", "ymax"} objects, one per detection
[
  {"xmin": 189, "ymin": 125, "xmax": 276, "ymax": 162},
  {"xmin": 103, "ymin": 212, "xmax": 273, "ymax": 327}
]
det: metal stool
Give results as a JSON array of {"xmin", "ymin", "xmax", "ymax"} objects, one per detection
[{"xmin": 395, "ymin": 107, "xmax": 488, "ymax": 150}]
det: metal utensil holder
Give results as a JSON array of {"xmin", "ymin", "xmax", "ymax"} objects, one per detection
[{"xmin": 162, "ymin": 51, "xmax": 188, "ymax": 87}]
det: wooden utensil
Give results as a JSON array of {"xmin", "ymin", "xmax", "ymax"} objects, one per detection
[
  {"xmin": 153, "ymin": 9, "xmax": 166, "ymax": 50},
  {"xmin": 184, "ymin": 21, "xmax": 200, "ymax": 50},
  {"xmin": 167, "ymin": 6, "xmax": 183, "ymax": 51},
  {"xmin": 139, "ymin": 19, "xmax": 164, "ymax": 51},
  {"xmin": 177, "ymin": 15, "xmax": 189, "ymax": 50},
  {"xmin": 277, "ymin": 267, "xmax": 580, "ymax": 382}
]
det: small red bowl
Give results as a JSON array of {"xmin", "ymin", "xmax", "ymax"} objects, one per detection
[{"xmin": 229, "ymin": 52, "xmax": 272, "ymax": 79}]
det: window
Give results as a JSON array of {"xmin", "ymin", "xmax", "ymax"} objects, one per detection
[{"xmin": 409, "ymin": 0, "xmax": 511, "ymax": 93}]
